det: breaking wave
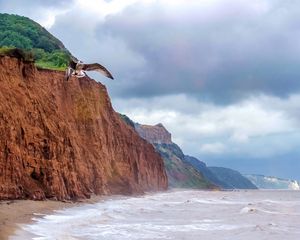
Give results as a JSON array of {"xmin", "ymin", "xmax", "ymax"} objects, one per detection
[{"xmin": 11, "ymin": 190, "xmax": 300, "ymax": 240}]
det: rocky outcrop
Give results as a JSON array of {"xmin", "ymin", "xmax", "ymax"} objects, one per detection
[
  {"xmin": 0, "ymin": 56, "xmax": 168, "ymax": 200},
  {"xmin": 135, "ymin": 123, "xmax": 172, "ymax": 144}
]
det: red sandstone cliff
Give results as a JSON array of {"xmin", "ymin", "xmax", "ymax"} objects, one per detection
[
  {"xmin": 135, "ymin": 123, "xmax": 172, "ymax": 144},
  {"xmin": 0, "ymin": 56, "xmax": 168, "ymax": 200}
]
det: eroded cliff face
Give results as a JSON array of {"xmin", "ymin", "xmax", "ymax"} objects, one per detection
[
  {"xmin": 135, "ymin": 123, "xmax": 172, "ymax": 144},
  {"xmin": 0, "ymin": 56, "xmax": 168, "ymax": 200}
]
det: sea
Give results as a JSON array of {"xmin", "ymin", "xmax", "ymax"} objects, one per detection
[{"xmin": 11, "ymin": 189, "xmax": 300, "ymax": 240}]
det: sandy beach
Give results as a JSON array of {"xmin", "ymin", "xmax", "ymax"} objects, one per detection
[
  {"xmin": 0, "ymin": 196, "xmax": 105, "ymax": 240},
  {"xmin": 0, "ymin": 199, "xmax": 73, "ymax": 239}
]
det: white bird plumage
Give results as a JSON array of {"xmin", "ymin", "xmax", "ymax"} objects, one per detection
[{"xmin": 65, "ymin": 58, "xmax": 114, "ymax": 81}]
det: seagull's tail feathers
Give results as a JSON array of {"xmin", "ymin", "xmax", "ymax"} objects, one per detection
[{"xmin": 65, "ymin": 67, "xmax": 73, "ymax": 81}]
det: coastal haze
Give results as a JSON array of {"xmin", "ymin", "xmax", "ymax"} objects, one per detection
[{"xmin": 11, "ymin": 190, "xmax": 300, "ymax": 240}]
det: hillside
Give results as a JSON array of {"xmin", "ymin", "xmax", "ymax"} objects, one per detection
[
  {"xmin": 183, "ymin": 155, "xmax": 232, "ymax": 189},
  {"xmin": 209, "ymin": 167, "xmax": 257, "ymax": 189},
  {"xmin": 154, "ymin": 143, "xmax": 213, "ymax": 188},
  {"xmin": 0, "ymin": 55, "xmax": 168, "ymax": 200},
  {"xmin": 135, "ymin": 123, "xmax": 215, "ymax": 189},
  {"xmin": 184, "ymin": 156, "xmax": 257, "ymax": 189},
  {"xmin": 0, "ymin": 13, "xmax": 71, "ymax": 70}
]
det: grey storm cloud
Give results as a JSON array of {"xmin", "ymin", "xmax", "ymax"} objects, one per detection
[
  {"xmin": 0, "ymin": 0, "xmax": 70, "ymax": 8},
  {"xmin": 3, "ymin": 0, "xmax": 300, "ymax": 103},
  {"xmin": 88, "ymin": 0, "xmax": 300, "ymax": 102},
  {"xmin": 0, "ymin": 0, "xmax": 73, "ymax": 26}
]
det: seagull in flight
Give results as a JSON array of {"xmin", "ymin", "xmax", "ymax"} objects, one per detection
[{"xmin": 65, "ymin": 58, "xmax": 114, "ymax": 81}]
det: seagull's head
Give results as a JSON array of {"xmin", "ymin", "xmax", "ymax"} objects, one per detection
[{"xmin": 76, "ymin": 60, "xmax": 84, "ymax": 67}]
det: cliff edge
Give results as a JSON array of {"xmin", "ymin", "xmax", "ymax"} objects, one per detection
[{"xmin": 0, "ymin": 56, "xmax": 168, "ymax": 200}]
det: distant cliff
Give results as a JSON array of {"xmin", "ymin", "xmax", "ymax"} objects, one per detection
[
  {"xmin": 208, "ymin": 167, "xmax": 257, "ymax": 189},
  {"xmin": 135, "ymin": 124, "xmax": 214, "ymax": 189},
  {"xmin": 184, "ymin": 156, "xmax": 257, "ymax": 189},
  {"xmin": 244, "ymin": 174, "xmax": 300, "ymax": 190},
  {"xmin": 0, "ymin": 56, "xmax": 168, "ymax": 200},
  {"xmin": 183, "ymin": 155, "xmax": 231, "ymax": 189}
]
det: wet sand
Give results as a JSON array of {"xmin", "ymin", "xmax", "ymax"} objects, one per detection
[
  {"xmin": 0, "ymin": 196, "xmax": 104, "ymax": 240},
  {"xmin": 0, "ymin": 200, "xmax": 72, "ymax": 239}
]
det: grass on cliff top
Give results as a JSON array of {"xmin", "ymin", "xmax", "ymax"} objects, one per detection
[
  {"xmin": 35, "ymin": 61, "xmax": 66, "ymax": 71},
  {"xmin": 0, "ymin": 46, "xmax": 68, "ymax": 71},
  {"xmin": 0, "ymin": 46, "xmax": 13, "ymax": 54}
]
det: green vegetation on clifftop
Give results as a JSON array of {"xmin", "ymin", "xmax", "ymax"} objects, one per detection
[{"xmin": 0, "ymin": 13, "xmax": 71, "ymax": 70}]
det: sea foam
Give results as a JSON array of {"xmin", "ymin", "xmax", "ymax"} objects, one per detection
[{"xmin": 11, "ymin": 190, "xmax": 300, "ymax": 240}]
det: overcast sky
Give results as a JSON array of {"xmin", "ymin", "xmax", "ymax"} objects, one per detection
[{"xmin": 1, "ymin": 0, "xmax": 300, "ymax": 180}]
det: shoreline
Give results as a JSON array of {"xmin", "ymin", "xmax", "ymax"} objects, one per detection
[
  {"xmin": 0, "ymin": 196, "xmax": 104, "ymax": 240},
  {"xmin": 0, "ymin": 189, "xmax": 254, "ymax": 239},
  {"xmin": 1, "ymin": 189, "xmax": 297, "ymax": 239}
]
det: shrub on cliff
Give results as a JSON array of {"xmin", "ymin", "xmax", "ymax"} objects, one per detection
[{"xmin": 0, "ymin": 46, "xmax": 34, "ymax": 62}]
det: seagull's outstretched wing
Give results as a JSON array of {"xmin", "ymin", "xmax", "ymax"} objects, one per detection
[{"xmin": 82, "ymin": 63, "xmax": 114, "ymax": 79}]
